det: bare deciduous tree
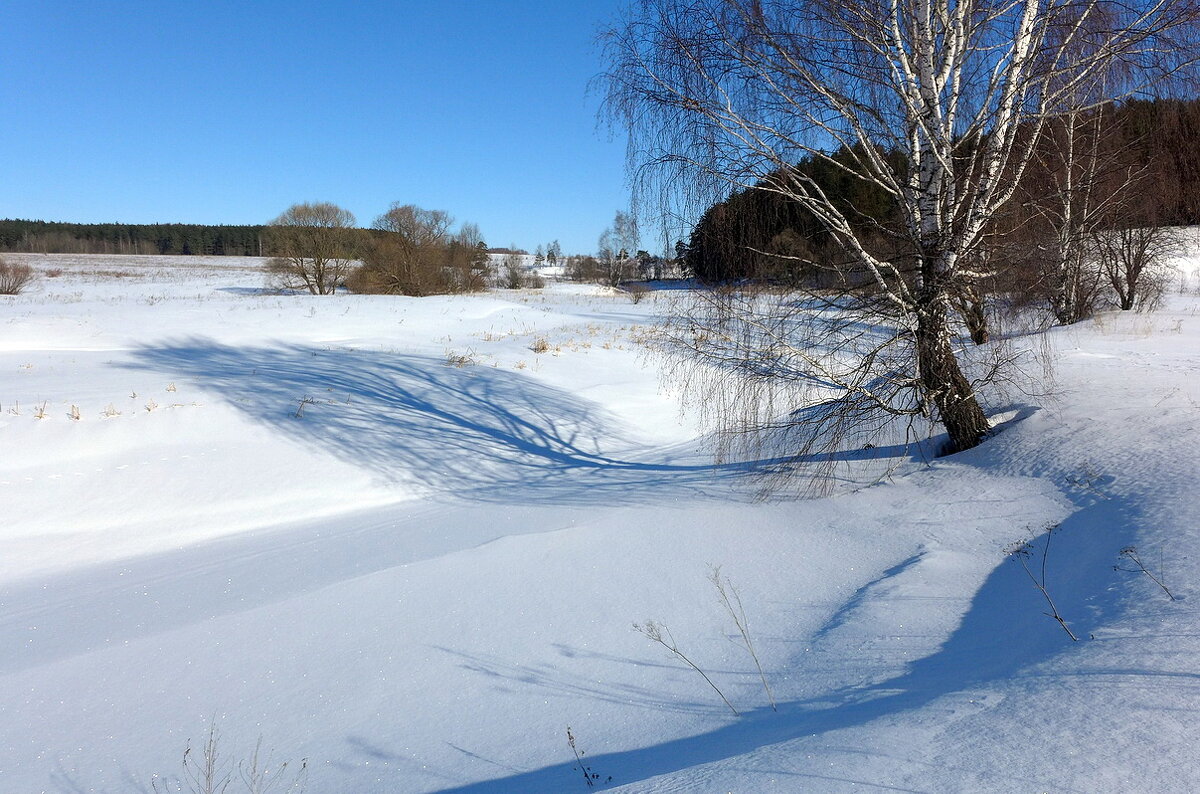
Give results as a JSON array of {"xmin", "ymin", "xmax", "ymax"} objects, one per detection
[
  {"xmin": 1094, "ymin": 222, "xmax": 1180, "ymax": 311},
  {"xmin": 603, "ymin": 0, "xmax": 1199, "ymax": 460},
  {"xmin": 265, "ymin": 203, "xmax": 360, "ymax": 296},
  {"xmin": 502, "ymin": 250, "xmax": 527, "ymax": 289},
  {"xmin": 1005, "ymin": 100, "xmax": 1181, "ymax": 320},
  {"xmin": 1008, "ymin": 102, "xmax": 1145, "ymax": 325},
  {"xmin": 352, "ymin": 204, "xmax": 487, "ymax": 296},
  {"xmin": 597, "ymin": 210, "xmax": 640, "ymax": 288},
  {"xmin": 1043, "ymin": 112, "xmax": 1114, "ymax": 324},
  {"xmin": 564, "ymin": 254, "xmax": 604, "ymax": 283}
]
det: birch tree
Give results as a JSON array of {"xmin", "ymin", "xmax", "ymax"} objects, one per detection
[
  {"xmin": 597, "ymin": 210, "xmax": 641, "ymax": 287},
  {"xmin": 603, "ymin": 0, "xmax": 1199, "ymax": 458},
  {"xmin": 1035, "ymin": 109, "xmax": 1114, "ymax": 324}
]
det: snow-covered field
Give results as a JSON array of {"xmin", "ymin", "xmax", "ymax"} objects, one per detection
[{"xmin": 1, "ymin": 252, "xmax": 1198, "ymax": 793}]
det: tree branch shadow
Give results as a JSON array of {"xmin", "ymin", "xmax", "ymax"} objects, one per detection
[
  {"xmin": 126, "ymin": 340, "xmax": 923, "ymax": 505},
  {"xmin": 428, "ymin": 499, "xmax": 1152, "ymax": 793}
]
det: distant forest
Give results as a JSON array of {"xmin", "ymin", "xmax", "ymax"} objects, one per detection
[
  {"xmin": 0, "ymin": 220, "xmax": 267, "ymax": 256},
  {"xmin": 684, "ymin": 97, "xmax": 1200, "ymax": 282}
]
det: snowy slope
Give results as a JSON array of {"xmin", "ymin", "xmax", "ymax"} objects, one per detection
[{"xmin": 1, "ymin": 253, "xmax": 1198, "ymax": 792}]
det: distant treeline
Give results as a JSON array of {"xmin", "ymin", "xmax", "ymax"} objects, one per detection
[
  {"xmin": 684, "ymin": 97, "xmax": 1200, "ymax": 282},
  {"xmin": 0, "ymin": 220, "xmax": 268, "ymax": 256}
]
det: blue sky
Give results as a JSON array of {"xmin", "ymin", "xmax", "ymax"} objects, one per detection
[{"xmin": 0, "ymin": 1, "xmax": 647, "ymax": 255}]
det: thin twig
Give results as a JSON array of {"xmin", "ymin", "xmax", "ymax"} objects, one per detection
[
  {"xmin": 633, "ymin": 620, "xmax": 739, "ymax": 715},
  {"xmin": 709, "ymin": 565, "xmax": 776, "ymax": 711},
  {"xmin": 1115, "ymin": 546, "xmax": 1177, "ymax": 601},
  {"xmin": 1009, "ymin": 524, "xmax": 1079, "ymax": 641}
]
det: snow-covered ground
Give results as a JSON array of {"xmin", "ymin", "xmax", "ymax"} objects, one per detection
[{"xmin": 1, "ymin": 252, "xmax": 1198, "ymax": 793}]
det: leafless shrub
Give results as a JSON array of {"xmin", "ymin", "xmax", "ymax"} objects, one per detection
[
  {"xmin": 444, "ymin": 349, "xmax": 478, "ymax": 367},
  {"xmin": 293, "ymin": 396, "xmax": 317, "ymax": 418},
  {"xmin": 44, "ymin": 267, "xmax": 64, "ymax": 278},
  {"xmin": 633, "ymin": 619, "xmax": 738, "ymax": 715},
  {"xmin": 151, "ymin": 720, "xmax": 306, "ymax": 794},
  {"xmin": 238, "ymin": 737, "xmax": 308, "ymax": 794},
  {"xmin": 152, "ymin": 720, "xmax": 230, "ymax": 794},
  {"xmin": 1093, "ymin": 224, "xmax": 1181, "ymax": 312},
  {"xmin": 564, "ymin": 255, "xmax": 604, "ymax": 283},
  {"xmin": 1064, "ymin": 463, "xmax": 1108, "ymax": 500},
  {"xmin": 0, "ymin": 257, "xmax": 35, "ymax": 294},
  {"xmin": 530, "ymin": 337, "xmax": 551, "ymax": 354},
  {"xmin": 624, "ymin": 282, "xmax": 650, "ymax": 304},
  {"xmin": 352, "ymin": 206, "xmax": 488, "ymax": 296},
  {"xmin": 500, "ymin": 251, "xmax": 533, "ymax": 289}
]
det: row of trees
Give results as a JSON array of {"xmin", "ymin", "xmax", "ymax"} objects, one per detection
[
  {"xmin": 4, "ymin": 201, "xmax": 685, "ymax": 295},
  {"xmin": 681, "ymin": 98, "xmax": 1200, "ymax": 324},
  {"xmin": 560, "ymin": 210, "xmax": 683, "ymax": 286},
  {"xmin": 0, "ymin": 220, "xmax": 267, "ymax": 256},
  {"xmin": 265, "ymin": 202, "xmax": 492, "ymax": 296},
  {"xmin": 532, "ymin": 241, "xmax": 563, "ymax": 270},
  {"xmin": 0, "ymin": 209, "xmax": 689, "ymax": 294}
]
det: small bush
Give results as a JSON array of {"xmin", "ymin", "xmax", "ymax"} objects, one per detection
[
  {"xmin": 624, "ymin": 282, "xmax": 650, "ymax": 304},
  {"xmin": 344, "ymin": 264, "xmax": 389, "ymax": 295},
  {"xmin": 0, "ymin": 258, "xmax": 35, "ymax": 294},
  {"xmin": 501, "ymin": 252, "xmax": 527, "ymax": 289},
  {"xmin": 530, "ymin": 337, "xmax": 551, "ymax": 354},
  {"xmin": 445, "ymin": 349, "xmax": 478, "ymax": 367}
]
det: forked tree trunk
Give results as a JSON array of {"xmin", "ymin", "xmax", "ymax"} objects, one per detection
[
  {"xmin": 954, "ymin": 284, "xmax": 990, "ymax": 345},
  {"xmin": 963, "ymin": 300, "xmax": 989, "ymax": 345},
  {"xmin": 916, "ymin": 287, "xmax": 992, "ymax": 453}
]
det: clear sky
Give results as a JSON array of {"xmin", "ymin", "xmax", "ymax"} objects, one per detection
[{"xmin": 0, "ymin": 1, "xmax": 642, "ymax": 255}]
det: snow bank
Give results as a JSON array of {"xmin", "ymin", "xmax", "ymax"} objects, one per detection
[{"xmin": 1, "ymin": 254, "xmax": 1198, "ymax": 792}]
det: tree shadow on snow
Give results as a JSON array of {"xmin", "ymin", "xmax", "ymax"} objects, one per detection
[
  {"xmin": 117, "ymin": 342, "xmax": 1177, "ymax": 791},
  {"xmin": 431, "ymin": 495, "xmax": 1176, "ymax": 792},
  {"xmin": 126, "ymin": 340, "xmax": 915, "ymax": 505}
]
